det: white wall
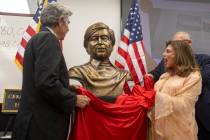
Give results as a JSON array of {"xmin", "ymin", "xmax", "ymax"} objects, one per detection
[
  {"xmin": 0, "ymin": 0, "xmax": 121, "ymax": 103},
  {"xmin": 0, "ymin": 0, "xmax": 30, "ymax": 13},
  {"xmin": 148, "ymin": 0, "xmax": 210, "ymax": 61},
  {"xmin": 149, "ymin": 8, "xmax": 210, "ymax": 61},
  {"xmin": 61, "ymin": 0, "xmax": 121, "ymax": 68}
]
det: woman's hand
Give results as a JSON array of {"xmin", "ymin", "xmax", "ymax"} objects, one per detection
[{"xmin": 143, "ymin": 74, "xmax": 154, "ymax": 90}]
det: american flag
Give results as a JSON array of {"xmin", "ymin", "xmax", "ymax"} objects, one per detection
[
  {"xmin": 115, "ymin": 0, "xmax": 147, "ymax": 90},
  {"xmin": 15, "ymin": 0, "xmax": 57, "ymax": 69}
]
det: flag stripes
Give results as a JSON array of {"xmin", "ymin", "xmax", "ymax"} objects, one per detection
[{"xmin": 115, "ymin": 0, "xmax": 147, "ymax": 90}]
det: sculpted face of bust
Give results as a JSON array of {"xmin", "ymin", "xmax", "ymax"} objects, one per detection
[{"xmin": 86, "ymin": 29, "xmax": 113, "ymax": 60}]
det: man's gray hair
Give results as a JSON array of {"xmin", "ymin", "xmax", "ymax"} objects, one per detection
[
  {"xmin": 40, "ymin": 3, "xmax": 72, "ymax": 27},
  {"xmin": 172, "ymin": 31, "xmax": 192, "ymax": 41}
]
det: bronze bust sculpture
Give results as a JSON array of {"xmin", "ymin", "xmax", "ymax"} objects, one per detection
[{"xmin": 69, "ymin": 22, "xmax": 132, "ymax": 100}]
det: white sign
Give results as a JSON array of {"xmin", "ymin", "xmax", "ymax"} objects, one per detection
[{"xmin": 0, "ymin": 14, "xmax": 32, "ymax": 103}]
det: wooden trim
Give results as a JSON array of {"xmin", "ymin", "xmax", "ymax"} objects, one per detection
[{"xmin": 0, "ymin": 12, "xmax": 33, "ymax": 17}]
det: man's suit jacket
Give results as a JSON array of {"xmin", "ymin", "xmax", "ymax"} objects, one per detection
[
  {"xmin": 150, "ymin": 54, "xmax": 210, "ymax": 132},
  {"xmin": 12, "ymin": 29, "xmax": 76, "ymax": 140}
]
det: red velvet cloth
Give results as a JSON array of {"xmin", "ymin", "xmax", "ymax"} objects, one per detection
[{"xmin": 70, "ymin": 78, "xmax": 155, "ymax": 140}]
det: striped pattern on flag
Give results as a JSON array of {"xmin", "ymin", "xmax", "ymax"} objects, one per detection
[
  {"xmin": 115, "ymin": 0, "xmax": 147, "ymax": 89},
  {"xmin": 15, "ymin": 0, "xmax": 57, "ymax": 69}
]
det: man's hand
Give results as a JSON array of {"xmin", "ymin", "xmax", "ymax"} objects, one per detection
[{"xmin": 76, "ymin": 95, "xmax": 90, "ymax": 108}]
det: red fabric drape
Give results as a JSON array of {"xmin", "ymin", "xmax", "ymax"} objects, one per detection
[{"xmin": 70, "ymin": 77, "xmax": 155, "ymax": 140}]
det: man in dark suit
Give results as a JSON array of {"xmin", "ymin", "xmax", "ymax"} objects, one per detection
[
  {"xmin": 12, "ymin": 3, "xmax": 90, "ymax": 140},
  {"xmin": 149, "ymin": 31, "xmax": 210, "ymax": 140}
]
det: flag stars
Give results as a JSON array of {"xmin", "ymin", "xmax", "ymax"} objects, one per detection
[{"xmin": 124, "ymin": 0, "xmax": 143, "ymax": 43}]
